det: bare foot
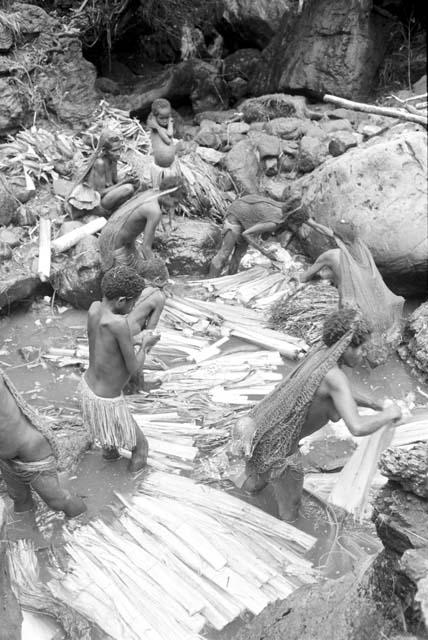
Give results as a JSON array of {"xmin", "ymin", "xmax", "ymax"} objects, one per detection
[{"xmin": 102, "ymin": 447, "xmax": 120, "ymax": 461}]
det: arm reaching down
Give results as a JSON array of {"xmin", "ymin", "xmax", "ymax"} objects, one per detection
[{"xmin": 325, "ymin": 368, "xmax": 402, "ymax": 436}]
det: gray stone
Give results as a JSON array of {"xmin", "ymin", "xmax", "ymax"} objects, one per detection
[
  {"xmin": 0, "ymin": 228, "xmax": 20, "ymax": 248},
  {"xmin": 225, "ymin": 139, "xmax": 259, "ymax": 194},
  {"xmin": 400, "ymin": 302, "xmax": 428, "ymax": 381},
  {"xmin": 154, "ymin": 218, "xmax": 221, "ymax": 276},
  {"xmin": 328, "ymin": 131, "xmax": 360, "ymax": 157},
  {"xmin": 266, "ymin": 117, "xmax": 303, "ymax": 140},
  {"xmin": 51, "ymin": 235, "xmax": 102, "ymax": 310},
  {"xmin": 379, "ymin": 443, "xmax": 428, "ymax": 499},
  {"xmin": 320, "ymin": 119, "xmax": 354, "ymax": 134},
  {"xmin": 298, "ymin": 135, "xmax": 329, "ymax": 172}
]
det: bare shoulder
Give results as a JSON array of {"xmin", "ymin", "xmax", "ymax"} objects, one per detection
[
  {"xmin": 323, "ymin": 365, "xmax": 349, "ymax": 391},
  {"xmin": 103, "ymin": 314, "xmax": 129, "ymax": 335},
  {"xmin": 318, "ymin": 248, "xmax": 340, "ymax": 263}
]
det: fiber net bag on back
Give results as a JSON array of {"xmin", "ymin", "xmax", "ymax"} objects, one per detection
[{"xmin": 337, "ymin": 237, "xmax": 404, "ymax": 365}]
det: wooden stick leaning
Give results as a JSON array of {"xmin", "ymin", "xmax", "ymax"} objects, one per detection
[
  {"xmin": 323, "ymin": 94, "xmax": 428, "ymax": 126},
  {"xmin": 37, "ymin": 217, "xmax": 51, "ymax": 281}
]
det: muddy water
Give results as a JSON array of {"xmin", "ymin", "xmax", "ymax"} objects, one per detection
[{"xmin": 1, "ymin": 297, "xmax": 427, "ymax": 638}]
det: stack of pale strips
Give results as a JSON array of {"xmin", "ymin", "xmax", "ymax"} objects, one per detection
[
  {"xmin": 165, "ymin": 296, "xmax": 307, "ymax": 358},
  {"xmin": 328, "ymin": 408, "xmax": 428, "ymax": 521},
  {"xmin": 145, "ymin": 350, "xmax": 283, "ymax": 400},
  {"xmin": 132, "ymin": 412, "xmax": 202, "ymax": 472},
  {"xmin": 187, "ymin": 267, "xmax": 291, "ymax": 307},
  {"xmin": 47, "ymin": 471, "xmax": 316, "ymax": 640}
]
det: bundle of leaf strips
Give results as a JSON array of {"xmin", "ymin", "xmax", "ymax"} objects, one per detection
[
  {"xmin": 47, "ymin": 471, "xmax": 317, "ymax": 639},
  {"xmin": 268, "ymin": 282, "xmax": 339, "ymax": 343},
  {"xmin": 6, "ymin": 539, "xmax": 97, "ymax": 640},
  {"xmin": 178, "ymin": 152, "xmax": 229, "ymax": 220}
]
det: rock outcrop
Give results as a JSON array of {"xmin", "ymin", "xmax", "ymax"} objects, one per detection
[
  {"xmin": 379, "ymin": 443, "xmax": 428, "ymax": 499},
  {"xmin": 399, "ymin": 302, "xmax": 428, "ymax": 382},
  {"xmin": 221, "ymin": 0, "xmax": 291, "ymax": 48},
  {"xmin": 51, "ymin": 235, "xmax": 102, "ymax": 310},
  {"xmin": 252, "ymin": 0, "xmax": 390, "ymax": 99},
  {"xmin": 293, "ymin": 129, "xmax": 428, "ymax": 296},
  {"xmin": 0, "ymin": 3, "xmax": 97, "ymax": 135}
]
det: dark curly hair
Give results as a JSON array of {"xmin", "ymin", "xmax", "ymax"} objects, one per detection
[
  {"xmin": 138, "ymin": 256, "xmax": 169, "ymax": 283},
  {"xmin": 152, "ymin": 98, "xmax": 171, "ymax": 114},
  {"xmin": 159, "ymin": 174, "xmax": 184, "ymax": 198},
  {"xmin": 101, "ymin": 266, "xmax": 145, "ymax": 301},
  {"xmin": 322, "ymin": 307, "xmax": 372, "ymax": 347}
]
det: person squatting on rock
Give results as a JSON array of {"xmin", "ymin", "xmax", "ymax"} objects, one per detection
[
  {"xmin": 79, "ymin": 266, "xmax": 160, "ymax": 471},
  {"xmin": 0, "ymin": 369, "xmax": 86, "ymax": 517},
  {"xmin": 99, "ymin": 175, "xmax": 184, "ymax": 272},
  {"xmin": 125, "ymin": 257, "xmax": 169, "ymax": 393},
  {"xmin": 67, "ymin": 129, "xmax": 139, "ymax": 219},
  {"xmin": 147, "ymin": 99, "xmax": 180, "ymax": 188},
  {"xmin": 209, "ymin": 194, "xmax": 298, "ymax": 277},
  {"xmin": 231, "ymin": 307, "xmax": 402, "ymax": 522},
  {"xmin": 299, "ymin": 219, "xmax": 404, "ymax": 366}
]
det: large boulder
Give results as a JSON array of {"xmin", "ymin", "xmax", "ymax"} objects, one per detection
[
  {"xmin": 293, "ymin": 129, "xmax": 428, "ymax": 296},
  {"xmin": 0, "ymin": 241, "xmax": 40, "ymax": 312},
  {"xmin": 252, "ymin": 0, "xmax": 390, "ymax": 100},
  {"xmin": 154, "ymin": 218, "xmax": 221, "ymax": 275}
]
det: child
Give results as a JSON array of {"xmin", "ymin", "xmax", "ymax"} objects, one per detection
[
  {"xmin": 79, "ymin": 266, "xmax": 159, "ymax": 471},
  {"xmin": 147, "ymin": 99, "xmax": 180, "ymax": 188}
]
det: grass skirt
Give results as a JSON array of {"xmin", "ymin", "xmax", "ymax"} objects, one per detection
[{"xmin": 78, "ymin": 376, "xmax": 137, "ymax": 450}]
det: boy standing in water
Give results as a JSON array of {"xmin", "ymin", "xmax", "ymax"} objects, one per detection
[{"xmin": 79, "ymin": 266, "xmax": 159, "ymax": 471}]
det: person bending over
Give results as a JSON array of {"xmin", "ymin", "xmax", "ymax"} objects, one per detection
[
  {"xmin": 209, "ymin": 195, "xmax": 296, "ymax": 277},
  {"xmin": 231, "ymin": 307, "xmax": 402, "ymax": 522},
  {"xmin": 99, "ymin": 175, "xmax": 184, "ymax": 273},
  {"xmin": 0, "ymin": 369, "xmax": 86, "ymax": 517},
  {"xmin": 299, "ymin": 220, "xmax": 404, "ymax": 365},
  {"xmin": 79, "ymin": 266, "xmax": 159, "ymax": 471}
]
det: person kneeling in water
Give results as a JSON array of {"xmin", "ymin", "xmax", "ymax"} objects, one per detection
[
  {"xmin": 79, "ymin": 266, "xmax": 159, "ymax": 470},
  {"xmin": 0, "ymin": 369, "xmax": 86, "ymax": 517},
  {"xmin": 231, "ymin": 307, "xmax": 402, "ymax": 522}
]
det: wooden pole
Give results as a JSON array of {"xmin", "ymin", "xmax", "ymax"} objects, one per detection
[
  {"xmin": 37, "ymin": 218, "xmax": 51, "ymax": 282},
  {"xmin": 51, "ymin": 217, "xmax": 107, "ymax": 254},
  {"xmin": 323, "ymin": 94, "xmax": 427, "ymax": 126}
]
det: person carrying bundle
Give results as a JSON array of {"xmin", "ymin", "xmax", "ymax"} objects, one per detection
[
  {"xmin": 209, "ymin": 194, "xmax": 297, "ymax": 277},
  {"xmin": 79, "ymin": 266, "xmax": 159, "ymax": 470},
  {"xmin": 299, "ymin": 220, "xmax": 404, "ymax": 365},
  {"xmin": 0, "ymin": 369, "xmax": 86, "ymax": 517},
  {"xmin": 231, "ymin": 307, "xmax": 402, "ymax": 522},
  {"xmin": 67, "ymin": 129, "xmax": 139, "ymax": 219},
  {"xmin": 99, "ymin": 175, "xmax": 184, "ymax": 272}
]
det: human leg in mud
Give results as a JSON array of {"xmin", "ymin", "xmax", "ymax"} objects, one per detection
[
  {"xmin": 31, "ymin": 469, "xmax": 86, "ymax": 517},
  {"xmin": 209, "ymin": 224, "xmax": 242, "ymax": 277},
  {"xmin": 1, "ymin": 462, "xmax": 86, "ymax": 517},
  {"xmin": 228, "ymin": 235, "xmax": 249, "ymax": 275},
  {"xmin": 270, "ymin": 466, "xmax": 304, "ymax": 522},
  {"xmin": 129, "ymin": 426, "xmax": 149, "ymax": 472}
]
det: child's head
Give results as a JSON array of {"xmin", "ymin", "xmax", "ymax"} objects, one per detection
[
  {"xmin": 101, "ymin": 266, "xmax": 145, "ymax": 314},
  {"xmin": 138, "ymin": 256, "xmax": 169, "ymax": 288},
  {"xmin": 152, "ymin": 99, "xmax": 172, "ymax": 127},
  {"xmin": 323, "ymin": 306, "xmax": 372, "ymax": 368}
]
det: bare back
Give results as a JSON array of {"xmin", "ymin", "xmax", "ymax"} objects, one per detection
[
  {"xmin": 0, "ymin": 377, "xmax": 50, "ymax": 461},
  {"xmin": 114, "ymin": 191, "xmax": 161, "ymax": 247},
  {"xmin": 85, "ymin": 302, "xmax": 135, "ymax": 397}
]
